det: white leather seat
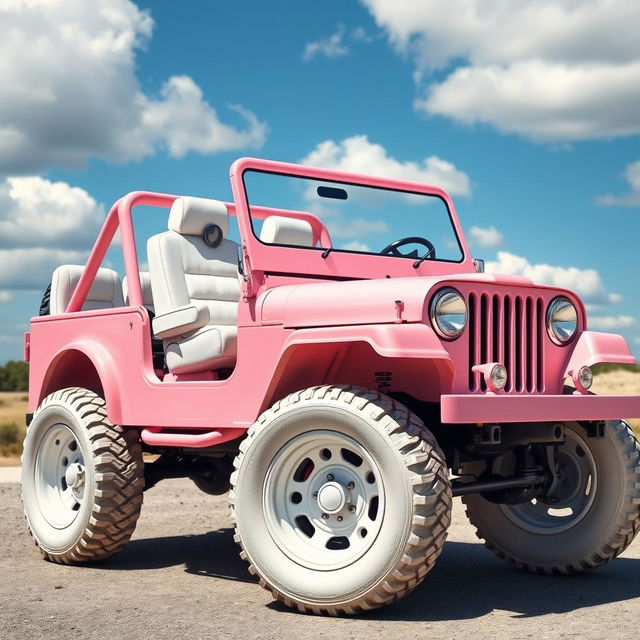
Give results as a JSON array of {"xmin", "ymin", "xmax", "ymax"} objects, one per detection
[
  {"xmin": 123, "ymin": 272, "xmax": 155, "ymax": 312},
  {"xmin": 260, "ymin": 215, "xmax": 314, "ymax": 246},
  {"xmin": 147, "ymin": 196, "xmax": 240, "ymax": 375},
  {"xmin": 50, "ymin": 265, "xmax": 124, "ymax": 314}
]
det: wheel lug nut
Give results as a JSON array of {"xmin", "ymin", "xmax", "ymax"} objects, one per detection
[
  {"xmin": 346, "ymin": 482, "xmax": 355, "ymax": 490},
  {"xmin": 326, "ymin": 474, "xmax": 334, "ymax": 481},
  {"xmin": 313, "ymin": 492, "xmax": 318, "ymax": 499},
  {"xmin": 337, "ymin": 516, "xmax": 343, "ymax": 522},
  {"xmin": 322, "ymin": 513, "xmax": 329, "ymax": 520},
  {"xmin": 348, "ymin": 505, "xmax": 356, "ymax": 513}
]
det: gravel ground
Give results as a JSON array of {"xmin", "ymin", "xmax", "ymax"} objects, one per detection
[{"xmin": 1, "ymin": 477, "xmax": 639, "ymax": 640}]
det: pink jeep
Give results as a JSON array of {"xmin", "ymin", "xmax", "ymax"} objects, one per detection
[{"xmin": 22, "ymin": 157, "xmax": 640, "ymax": 615}]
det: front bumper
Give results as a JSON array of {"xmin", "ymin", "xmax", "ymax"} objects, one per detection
[{"xmin": 441, "ymin": 393, "xmax": 640, "ymax": 424}]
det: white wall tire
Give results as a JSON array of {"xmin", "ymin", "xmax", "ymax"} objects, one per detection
[
  {"xmin": 21, "ymin": 387, "xmax": 144, "ymax": 563},
  {"xmin": 463, "ymin": 420, "xmax": 640, "ymax": 574},
  {"xmin": 230, "ymin": 385, "xmax": 452, "ymax": 615}
]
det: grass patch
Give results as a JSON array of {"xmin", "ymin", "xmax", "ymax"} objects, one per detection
[
  {"xmin": 0, "ymin": 422, "xmax": 22, "ymax": 456},
  {"xmin": 592, "ymin": 363, "xmax": 640, "ymax": 375},
  {"xmin": 0, "ymin": 392, "xmax": 28, "ymax": 458}
]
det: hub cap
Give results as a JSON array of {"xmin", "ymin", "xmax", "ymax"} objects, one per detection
[
  {"xmin": 317, "ymin": 481, "xmax": 347, "ymax": 514},
  {"xmin": 34, "ymin": 424, "xmax": 85, "ymax": 529},
  {"xmin": 263, "ymin": 430, "xmax": 385, "ymax": 571},
  {"xmin": 500, "ymin": 429, "xmax": 598, "ymax": 534}
]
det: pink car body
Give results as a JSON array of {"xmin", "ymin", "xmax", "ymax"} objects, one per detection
[{"xmin": 24, "ymin": 157, "xmax": 640, "ymax": 447}]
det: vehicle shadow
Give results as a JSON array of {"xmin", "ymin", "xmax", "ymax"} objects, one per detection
[
  {"xmin": 101, "ymin": 527, "xmax": 258, "ymax": 584},
  {"xmin": 102, "ymin": 528, "xmax": 640, "ymax": 620}
]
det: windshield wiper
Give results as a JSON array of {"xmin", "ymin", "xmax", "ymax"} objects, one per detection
[
  {"xmin": 321, "ymin": 247, "xmax": 333, "ymax": 259},
  {"xmin": 412, "ymin": 248, "xmax": 434, "ymax": 268}
]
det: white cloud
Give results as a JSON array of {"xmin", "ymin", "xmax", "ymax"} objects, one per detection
[
  {"xmin": 589, "ymin": 315, "xmax": 636, "ymax": 330},
  {"xmin": 469, "ymin": 225, "xmax": 503, "ymax": 249},
  {"xmin": 596, "ymin": 160, "xmax": 640, "ymax": 207},
  {"xmin": 0, "ymin": 247, "xmax": 88, "ymax": 291},
  {"xmin": 302, "ymin": 135, "xmax": 471, "ymax": 196},
  {"xmin": 0, "ymin": 290, "xmax": 12, "ymax": 303},
  {"xmin": 303, "ymin": 25, "xmax": 349, "ymax": 62},
  {"xmin": 341, "ymin": 240, "xmax": 371, "ymax": 252},
  {"xmin": 0, "ymin": 176, "xmax": 107, "ymax": 293},
  {"xmin": 362, "ymin": 0, "xmax": 640, "ymax": 141},
  {"xmin": 0, "ymin": 177, "xmax": 104, "ymax": 249},
  {"xmin": 329, "ymin": 219, "xmax": 390, "ymax": 239},
  {"xmin": 0, "ymin": 0, "xmax": 266, "ymax": 174},
  {"xmin": 300, "ymin": 135, "xmax": 470, "ymax": 241},
  {"xmin": 351, "ymin": 26, "xmax": 375, "ymax": 43},
  {"xmin": 486, "ymin": 251, "xmax": 620, "ymax": 305},
  {"xmin": 139, "ymin": 78, "xmax": 267, "ymax": 158}
]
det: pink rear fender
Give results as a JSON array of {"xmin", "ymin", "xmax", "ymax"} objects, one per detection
[
  {"xmin": 262, "ymin": 323, "xmax": 455, "ymax": 408},
  {"xmin": 33, "ymin": 341, "xmax": 123, "ymax": 423}
]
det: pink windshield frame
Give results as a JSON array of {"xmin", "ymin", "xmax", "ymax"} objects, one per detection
[{"xmin": 230, "ymin": 157, "xmax": 475, "ymax": 281}]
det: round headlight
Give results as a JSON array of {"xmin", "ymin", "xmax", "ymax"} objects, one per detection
[
  {"xmin": 547, "ymin": 296, "xmax": 578, "ymax": 345},
  {"xmin": 430, "ymin": 288, "xmax": 467, "ymax": 339}
]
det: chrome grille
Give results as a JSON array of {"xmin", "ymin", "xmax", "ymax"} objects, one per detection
[{"xmin": 468, "ymin": 292, "xmax": 545, "ymax": 393}]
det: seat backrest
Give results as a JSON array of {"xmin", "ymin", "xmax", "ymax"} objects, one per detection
[
  {"xmin": 50, "ymin": 265, "xmax": 124, "ymax": 315},
  {"xmin": 123, "ymin": 272, "xmax": 155, "ymax": 312},
  {"xmin": 260, "ymin": 215, "xmax": 314, "ymax": 247},
  {"xmin": 147, "ymin": 196, "xmax": 240, "ymax": 327}
]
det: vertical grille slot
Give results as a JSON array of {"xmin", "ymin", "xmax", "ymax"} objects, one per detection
[
  {"xmin": 536, "ymin": 298, "xmax": 545, "ymax": 392},
  {"xmin": 468, "ymin": 293, "xmax": 477, "ymax": 391},
  {"xmin": 467, "ymin": 291, "xmax": 545, "ymax": 394}
]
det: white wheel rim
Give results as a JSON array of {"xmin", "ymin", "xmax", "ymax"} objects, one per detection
[
  {"xmin": 500, "ymin": 429, "xmax": 598, "ymax": 535},
  {"xmin": 34, "ymin": 424, "xmax": 86, "ymax": 529},
  {"xmin": 263, "ymin": 430, "xmax": 385, "ymax": 571}
]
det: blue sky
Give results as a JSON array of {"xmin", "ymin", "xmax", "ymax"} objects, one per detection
[{"xmin": 1, "ymin": 0, "xmax": 639, "ymax": 363}]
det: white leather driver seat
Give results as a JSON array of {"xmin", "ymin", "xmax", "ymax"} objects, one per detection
[
  {"xmin": 147, "ymin": 197, "xmax": 240, "ymax": 375},
  {"xmin": 50, "ymin": 265, "xmax": 124, "ymax": 314}
]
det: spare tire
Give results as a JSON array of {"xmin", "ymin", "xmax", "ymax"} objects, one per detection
[{"xmin": 39, "ymin": 283, "xmax": 51, "ymax": 316}]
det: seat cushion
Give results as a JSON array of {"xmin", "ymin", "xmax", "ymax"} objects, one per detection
[{"xmin": 165, "ymin": 325, "xmax": 237, "ymax": 375}]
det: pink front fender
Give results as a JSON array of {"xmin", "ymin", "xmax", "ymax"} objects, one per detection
[
  {"xmin": 564, "ymin": 331, "xmax": 637, "ymax": 376},
  {"xmin": 261, "ymin": 323, "xmax": 454, "ymax": 408}
]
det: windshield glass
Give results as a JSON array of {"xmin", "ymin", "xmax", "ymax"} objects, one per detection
[{"xmin": 243, "ymin": 170, "xmax": 464, "ymax": 263}]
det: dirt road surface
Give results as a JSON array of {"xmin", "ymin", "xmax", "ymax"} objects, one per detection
[{"xmin": 1, "ymin": 477, "xmax": 639, "ymax": 640}]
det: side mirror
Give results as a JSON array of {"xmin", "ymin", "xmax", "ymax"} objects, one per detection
[{"xmin": 473, "ymin": 258, "xmax": 485, "ymax": 273}]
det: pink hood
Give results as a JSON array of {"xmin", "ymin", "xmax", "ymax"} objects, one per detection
[{"xmin": 259, "ymin": 273, "xmax": 534, "ymax": 328}]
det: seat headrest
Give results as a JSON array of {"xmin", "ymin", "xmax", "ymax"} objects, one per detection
[
  {"xmin": 168, "ymin": 196, "xmax": 229, "ymax": 237},
  {"xmin": 50, "ymin": 265, "xmax": 124, "ymax": 314},
  {"xmin": 260, "ymin": 216, "xmax": 314, "ymax": 247}
]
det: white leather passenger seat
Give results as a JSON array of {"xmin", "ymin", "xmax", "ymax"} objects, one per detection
[
  {"xmin": 147, "ymin": 196, "xmax": 240, "ymax": 375},
  {"xmin": 50, "ymin": 265, "xmax": 124, "ymax": 314},
  {"xmin": 123, "ymin": 272, "xmax": 155, "ymax": 312},
  {"xmin": 260, "ymin": 215, "xmax": 314, "ymax": 246}
]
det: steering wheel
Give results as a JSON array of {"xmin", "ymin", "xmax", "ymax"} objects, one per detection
[{"xmin": 379, "ymin": 236, "xmax": 437, "ymax": 261}]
